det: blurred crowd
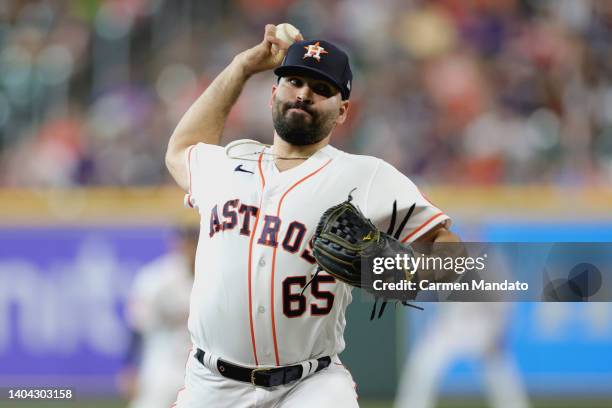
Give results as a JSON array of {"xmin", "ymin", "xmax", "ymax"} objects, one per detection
[{"xmin": 1, "ymin": 0, "xmax": 612, "ymax": 186}]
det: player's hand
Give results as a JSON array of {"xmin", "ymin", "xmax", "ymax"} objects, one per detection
[{"xmin": 235, "ymin": 24, "xmax": 304, "ymax": 77}]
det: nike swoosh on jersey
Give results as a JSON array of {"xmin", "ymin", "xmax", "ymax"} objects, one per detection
[{"xmin": 234, "ymin": 164, "xmax": 254, "ymax": 174}]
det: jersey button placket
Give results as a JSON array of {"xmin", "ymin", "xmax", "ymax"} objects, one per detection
[{"xmin": 254, "ymin": 180, "xmax": 280, "ymax": 365}]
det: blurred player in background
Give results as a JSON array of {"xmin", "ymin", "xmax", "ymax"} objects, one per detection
[
  {"xmin": 395, "ymin": 302, "xmax": 530, "ymax": 408},
  {"xmin": 119, "ymin": 228, "xmax": 198, "ymax": 408}
]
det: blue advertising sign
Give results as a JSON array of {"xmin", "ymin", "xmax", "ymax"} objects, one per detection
[{"xmin": 0, "ymin": 227, "xmax": 174, "ymax": 394}]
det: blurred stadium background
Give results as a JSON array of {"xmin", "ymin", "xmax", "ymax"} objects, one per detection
[{"xmin": 1, "ymin": 0, "xmax": 612, "ymax": 407}]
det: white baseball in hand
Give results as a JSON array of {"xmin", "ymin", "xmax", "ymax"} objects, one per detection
[{"xmin": 272, "ymin": 23, "xmax": 301, "ymax": 51}]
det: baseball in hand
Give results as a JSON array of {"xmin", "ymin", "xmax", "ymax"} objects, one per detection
[{"xmin": 272, "ymin": 23, "xmax": 301, "ymax": 52}]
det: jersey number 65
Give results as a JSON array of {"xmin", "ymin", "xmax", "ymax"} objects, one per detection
[{"xmin": 282, "ymin": 275, "xmax": 335, "ymax": 317}]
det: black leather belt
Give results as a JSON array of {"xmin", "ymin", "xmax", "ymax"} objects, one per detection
[{"xmin": 194, "ymin": 348, "xmax": 331, "ymax": 387}]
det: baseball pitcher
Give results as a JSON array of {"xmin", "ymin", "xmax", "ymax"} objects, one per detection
[{"xmin": 165, "ymin": 24, "xmax": 462, "ymax": 407}]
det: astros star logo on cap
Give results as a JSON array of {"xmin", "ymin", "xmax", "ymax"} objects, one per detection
[{"xmin": 303, "ymin": 42, "xmax": 328, "ymax": 62}]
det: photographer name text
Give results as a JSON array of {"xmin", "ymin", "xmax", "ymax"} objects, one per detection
[{"xmin": 373, "ymin": 279, "xmax": 529, "ymax": 292}]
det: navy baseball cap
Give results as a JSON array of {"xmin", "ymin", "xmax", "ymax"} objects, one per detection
[{"xmin": 274, "ymin": 39, "xmax": 353, "ymax": 100}]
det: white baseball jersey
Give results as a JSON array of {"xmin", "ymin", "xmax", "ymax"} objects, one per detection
[{"xmin": 184, "ymin": 141, "xmax": 450, "ymax": 367}]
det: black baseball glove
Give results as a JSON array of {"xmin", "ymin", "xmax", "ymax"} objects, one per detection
[{"xmin": 311, "ymin": 193, "xmax": 418, "ymax": 303}]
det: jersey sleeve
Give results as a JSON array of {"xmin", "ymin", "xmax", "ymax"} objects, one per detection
[
  {"xmin": 365, "ymin": 160, "xmax": 451, "ymax": 243},
  {"xmin": 184, "ymin": 142, "xmax": 226, "ymax": 210}
]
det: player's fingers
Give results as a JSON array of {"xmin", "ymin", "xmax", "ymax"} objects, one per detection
[
  {"xmin": 273, "ymin": 38, "xmax": 291, "ymax": 50},
  {"xmin": 264, "ymin": 36, "xmax": 290, "ymax": 54},
  {"xmin": 263, "ymin": 24, "xmax": 276, "ymax": 44},
  {"xmin": 263, "ymin": 24, "xmax": 288, "ymax": 54},
  {"xmin": 264, "ymin": 24, "xmax": 276, "ymax": 36},
  {"xmin": 265, "ymin": 33, "xmax": 283, "ymax": 46}
]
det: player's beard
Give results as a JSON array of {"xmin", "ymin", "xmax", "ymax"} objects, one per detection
[{"xmin": 272, "ymin": 98, "xmax": 336, "ymax": 146}]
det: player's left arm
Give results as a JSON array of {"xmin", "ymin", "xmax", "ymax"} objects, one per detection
[
  {"xmin": 416, "ymin": 223, "xmax": 461, "ymax": 243},
  {"xmin": 412, "ymin": 223, "xmax": 465, "ymax": 283},
  {"xmin": 365, "ymin": 160, "xmax": 465, "ymax": 283}
]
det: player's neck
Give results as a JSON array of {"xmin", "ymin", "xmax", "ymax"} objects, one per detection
[{"xmin": 272, "ymin": 134, "xmax": 329, "ymax": 172}]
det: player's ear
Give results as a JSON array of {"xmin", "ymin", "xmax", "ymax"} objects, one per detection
[
  {"xmin": 269, "ymin": 85, "xmax": 277, "ymax": 108},
  {"xmin": 336, "ymin": 100, "xmax": 350, "ymax": 125}
]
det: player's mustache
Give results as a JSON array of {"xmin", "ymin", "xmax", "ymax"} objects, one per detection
[{"xmin": 285, "ymin": 101, "xmax": 314, "ymax": 116}]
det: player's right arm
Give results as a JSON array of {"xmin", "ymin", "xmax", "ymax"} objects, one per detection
[{"xmin": 165, "ymin": 24, "xmax": 295, "ymax": 190}]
